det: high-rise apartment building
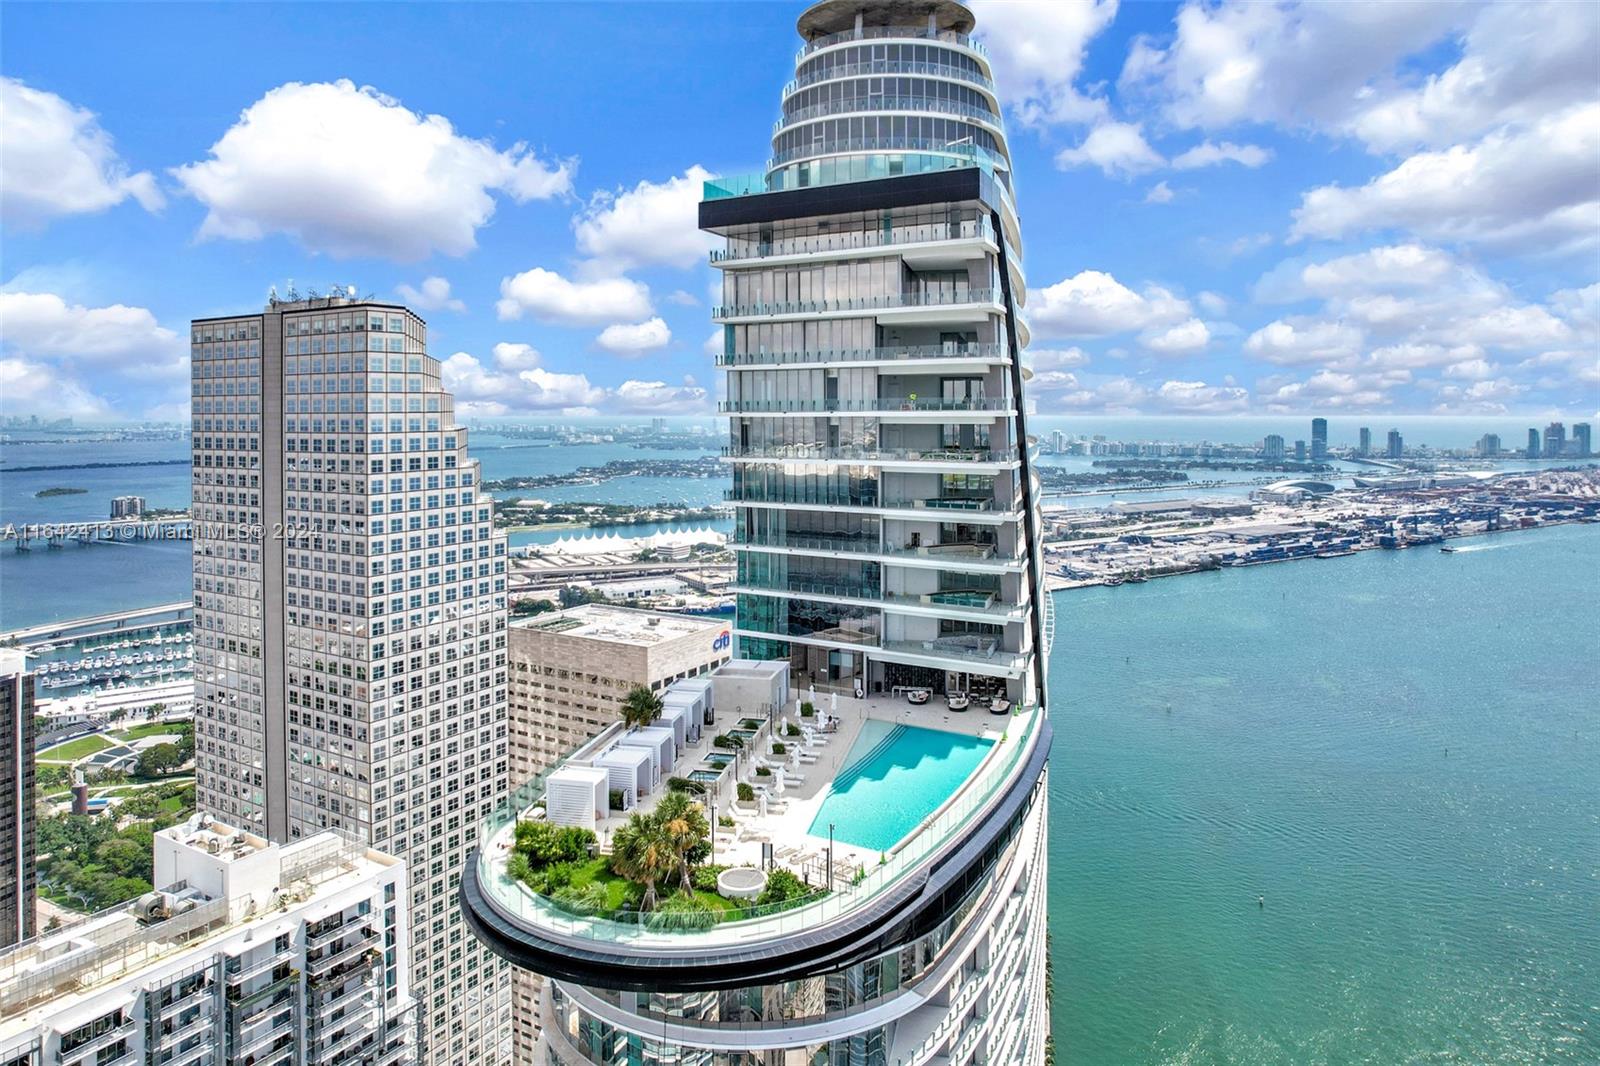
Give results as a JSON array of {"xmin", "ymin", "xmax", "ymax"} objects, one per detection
[
  {"xmin": 1294, "ymin": 440, "xmax": 1307, "ymax": 462},
  {"xmin": 0, "ymin": 649, "xmax": 35, "ymax": 949},
  {"xmin": 1387, "ymin": 429, "xmax": 1404, "ymax": 458},
  {"xmin": 1262, "ymin": 434, "xmax": 1285, "ymax": 460},
  {"xmin": 0, "ymin": 816, "xmax": 413, "ymax": 1066},
  {"xmin": 463, "ymin": 4, "xmax": 1052, "ymax": 1064},
  {"xmin": 1476, "ymin": 433, "xmax": 1501, "ymax": 458},
  {"xmin": 1545, "ymin": 422, "xmax": 1567, "ymax": 458},
  {"xmin": 110, "ymin": 495, "xmax": 147, "ymax": 519},
  {"xmin": 1574, "ymin": 423, "xmax": 1591, "ymax": 457},
  {"xmin": 1310, "ymin": 417, "xmax": 1328, "ymax": 462},
  {"xmin": 1527, "ymin": 427, "xmax": 1541, "ymax": 458},
  {"xmin": 188, "ymin": 296, "xmax": 511, "ymax": 1066},
  {"xmin": 1358, "ymin": 426, "xmax": 1372, "ymax": 457}
]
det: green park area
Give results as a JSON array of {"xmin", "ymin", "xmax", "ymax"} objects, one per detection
[{"xmin": 38, "ymin": 734, "xmax": 114, "ymax": 762}]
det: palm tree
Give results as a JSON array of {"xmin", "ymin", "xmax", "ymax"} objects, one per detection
[
  {"xmin": 655, "ymin": 791, "xmax": 711, "ymax": 894},
  {"xmin": 620, "ymin": 684, "xmax": 663, "ymax": 730},
  {"xmin": 610, "ymin": 812, "xmax": 675, "ymax": 911}
]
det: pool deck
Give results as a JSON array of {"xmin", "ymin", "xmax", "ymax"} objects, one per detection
[{"xmin": 586, "ymin": 691, "xmax": 1013, "ymax": 889}]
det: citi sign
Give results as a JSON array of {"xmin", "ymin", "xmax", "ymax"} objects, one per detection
[{"xmin": 713, "ymin": 630, "xmax": 731, "ymax": 652}]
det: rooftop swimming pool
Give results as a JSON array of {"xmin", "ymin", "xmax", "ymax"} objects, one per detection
[{"xmin": 808, "ymin": 720, "xmax": 995, "ymax": 853}]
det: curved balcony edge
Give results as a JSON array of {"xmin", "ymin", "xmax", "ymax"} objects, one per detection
[{"xmin": 458, "ymin": 719, "xmax": 1051, "ymax": 993}]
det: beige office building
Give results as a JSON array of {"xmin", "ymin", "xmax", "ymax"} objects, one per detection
[
  {"xmin": 188, "ymin": 296, "xmax": 511, "ymax": 1066},
  {"xmin": 506, "ymin": 606, "xmax": 731, "ymax": 786},
  {"xmin": 503, "ymin": 604, "xmax": 729, "ymax": 1064}
]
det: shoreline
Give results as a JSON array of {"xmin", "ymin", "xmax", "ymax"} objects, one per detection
[{"xmin": 1045, "ymin": 515, "xmax": 1596, "ymax": 591}]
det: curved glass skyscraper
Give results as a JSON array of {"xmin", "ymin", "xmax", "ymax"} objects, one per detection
[{"xmin": 462, "ymin": 4, "xmax": 1051, "ymax": 1063}]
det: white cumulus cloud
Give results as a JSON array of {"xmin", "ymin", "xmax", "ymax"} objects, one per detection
[
  {"xmin": 971, "ymin": 0, "xmax": 1120, "ymax": 126},
  {"xmin": 595, "ymin": 317, "xmax": 671, "ymax": 356},
  {"xmin": 496, "ymin": 267, "xmax": 652, "ymax": 325},
  {"xmin": 395, "ymin": 276, "xmax": 466, "ymax": 313},
  {"xmin": 0, "ymin": 77, "xmax": 163, "ymax": 229},
  {"xmin": 1055, "ymin": 121, "xmax": 1165, "ymax": 177},
  {"xmin": 574, "ymin": 166, "xmax": 718, "ymax": 271},
  {"xmin": 172, "ymin": 79, "xmax": 573, "ymax": 261},
  {"xmin": 1030, "ymin": 270, "xmax": 1193, "ymax": 338}
]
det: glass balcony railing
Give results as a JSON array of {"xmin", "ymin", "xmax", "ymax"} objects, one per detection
[
  {"xmin": 712, "ymin": 287, "xmax": 1001, "ymax": 320},
  {"xmin": 715, "ymin": 343, "xmax": 1008, "ymax": 367},
  {"xmin": 735, "ymin": 532, "xmax": 882, "ymax": 556},
  {"xmin": 469, "ymin": 702, "xmax": 1043, "ymax": 949},
  {"xmin": 767, "ymin": 137, "xmax": 1006, "ymax": 173},
  {"xmin": 719, "ymin": 396, "xmax": 1011, "ymax": 415},
  {"xmin": 797, "ymin": 25, "xmax": 988, "ymax": 60},
  {"xmin": 703, "ymin": 144, "xmax": 1009, "ymax": 202},
  {"xmin": 735, "ymin": 534, "xmax": 1022, "ymax": 565},
  {"xmin": 711, "ymin": 217, "xmax": 994, "ymax": 264},
  {"xmin": 722, "ymin": 444, "xmax": 1017, "ymax": 465},
  {"xmin": 734, "ymin": 580, "xmax": 1022, "ymax": 620},
  {"xmin": 882, "ymin": 636, "xmax": 1026, "ymax": 669},
  {"xmin": 777, "ymin": 95, "xmax": 1002, "ymax": 134},
  {"xmin": 784, "ymin": 59, "xmax": 995, "ymax": 99}
]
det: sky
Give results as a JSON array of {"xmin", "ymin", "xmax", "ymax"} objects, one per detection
[{"xmin": 0, "ymin": 0, "xmax": 1595, "ymax": 424}]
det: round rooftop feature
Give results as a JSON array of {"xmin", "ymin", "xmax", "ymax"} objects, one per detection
[
  {"xmin": 797, "ymin": 0, "xmax": 976, "ymax": 39},
  {"xmin": 717, "ymin": 866, "xmax": 768, "ymax": 900}
]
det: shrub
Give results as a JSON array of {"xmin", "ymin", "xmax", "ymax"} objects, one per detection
[
  {"xmin": 648, "ymin": 892, "xmax": 720, "ymax": 931},
  {"xmin": 754, "ymin": 767, "xmax": 771, "ymax": 778},
  {"xmin": 800, "ymin": 701, "xmax": 816, "ymax": 717},
  {"xmin": 551, "ymin": 882, "xmax": 609, "ymax": 916},
  {"xmin": 506, "ymin": 852, "xmax": 532, "ymax": 887},
  {"xmin": 736, "ymin": 783, "xmax": 755, "ymax": 803},
  {"xmin": 667, "ymin": 776, "xmax": 707, "ymax": 795},
  {"xmin": 757, "ymin": 867, "xmax": 808, "ymax": 906},
  {"xmin": 691, "ymin": 864, "xmax": 727, "ymax": 893},
  {"xmin": 717, "ymin": 815, "xmax": 735, "ymax": 828},
  {"xmin": 712, "ymin": 733, "xmax": 743, "ymax": 750},
  {"xmin": 771, "ymin": 742, "xmax": 786, "ymax": 756},
  {"xmin": 785, "ymin": 723, "xmax": 801, "ymax": 737},
  {"xmin": 514, "ymin": 820, "xmax": 596, "ymax": 866},
  {"xmin": 609, "ymin": 789, "xmax": 626, "ymax": 811}
]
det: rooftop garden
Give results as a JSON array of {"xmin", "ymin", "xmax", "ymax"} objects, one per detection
[{"xmin": 504, "ymin": 792, "xmax": 824, "ymax": 929}]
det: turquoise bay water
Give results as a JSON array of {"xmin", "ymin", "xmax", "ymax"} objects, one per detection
[
  {"xmin": 810, "ymin": 719, "xmax": 994, "ymax": 852},
  {"xmin": 1049, "ymin": 522, "xmax": 1600, "ymax": 1064}
]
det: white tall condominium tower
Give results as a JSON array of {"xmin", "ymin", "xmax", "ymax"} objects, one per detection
[
  {"xmin": 461, "ymin": 3, "xmax": 1053, "ymax": 1063},
  {"xmin": 188, "ymin": 296, "xmax": 512, "ymax": 1066},
  {"xmin": 0, "ymin": 817, "xmax": 412, "ymax": 1066}
]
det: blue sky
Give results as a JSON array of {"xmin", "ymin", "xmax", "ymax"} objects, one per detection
[{"xmin": 1, "ymin": 0, "xmax": 1595, "ymax": 423}]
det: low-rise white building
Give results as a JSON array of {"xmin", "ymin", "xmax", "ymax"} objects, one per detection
[{"xmin": 0, "ymin": 815, "xmax": 414, "ymax": 1066}]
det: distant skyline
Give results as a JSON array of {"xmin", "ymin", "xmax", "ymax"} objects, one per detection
[{"xmin": 1, "ymin": 1, "xmax": 1596, "ymax": 422}]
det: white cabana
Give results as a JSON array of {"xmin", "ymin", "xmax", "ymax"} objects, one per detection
[
  {"xmin": 593, "ymin": 746, "xmax": 654, "ymax": 807},
  {"xmin": 545, "ymin": 766, "xmax": 610, "ymax": 831},
  {"xmin": 662, "ymin": 680, "xmax": 709, "ymax": 740},
  {"xmin": 619, "ymin": 726, "xmax": 678, "ymax": 775},
  {"xmin": 658, "ymin": 704, "xmax": 690, "ymax": 750}
]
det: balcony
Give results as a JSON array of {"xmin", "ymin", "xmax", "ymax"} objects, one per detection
[
  {"xmin": 784, "ymin": 58, "xmax": 995, "ymax": 99},
  {"xmin": 712, "ymin": 286, "xmax": 1001, "ymax": 323},
  {"xmin": 712, "ymin": 217, "xmax": 993, "ymax": 265},
  {"xmin": 736, "ymin": 534, "xmax": 1023, "ymax": 572},
  {"xmin": 797, "ymin": 24, "xmax": 987, "ymax": 59},
  {"xmin": 734, "ymin": 581, "xmax": 1024, "ymax": 621},
  {"xmin": 777, "ymin": 95, "xmax": 1002, "ymax": 134},
  {"xmin": 768, "ymin": 137, "xmax": 1009, "ymax": 174},
  {"xmin": 721, "ymin": 444, "xmax": 1016, "ymax": 467},
  {"xmin": 719, "ymin": 396, "xmax": 1011, "ymax": 417},
  {"xmin": 716, "ymin": 342, "xmax": 1007, "ymax": 369},
  {"xmin": 306, "ymin": 932, "xmax": 380, "ymax": 978}
]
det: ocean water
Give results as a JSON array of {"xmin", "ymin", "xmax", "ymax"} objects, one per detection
[
  {"xmin": 1048, "ymin": 522, "xmax": 1600, "ymax": 1064},
  {"xmin": 810, "ymin": 719, "xmax": 994, "ymax": 852}
]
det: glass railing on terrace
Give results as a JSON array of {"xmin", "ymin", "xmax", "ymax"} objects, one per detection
[
  {"xmin": 725, "ymin": 488, "xmax": 881, "ymax": 507},
  {"xmin": 784, "ymin": 59, "xmax": 995, "ymax": 98},
  {"xmin": 722, "ymin": 444, "xmax": 1017, "ymax": 464},
  {"xmin": 735, "ymin": 580, "xmax": 1021, "ymax": 619},
  {"xmin": 736, "ymin": 616, "xmax": 883, "ymax": 647},
  {"xmin": 470, "ymin": 702, "xmax": 1041, "ymax": 948},
  {"xmin": 883, "ymin": 635, "xmax": 1024, "ymax": 667},
  {"xmin": 784, "ymin": 58, "xmax": 992, "ymax": 98},
  {"xmin": 718, "ymin": 396, "xmax": 1011, "ymax": 415},
  {"xmin": 735, "ymin": 532, "xmax": 882, "ymax": 555},
  {"xmin": 776, "ymin": 95, "xmax": 1002, "ymax": 133},
  {"xmin": 798, "ymin": 25, "xmax": 988, "ymax": 59},
  {"xmin": 879, "ymin": 540, "xmax": 1023, "ymax": 563},
  {"xmin": 713, "ymin": 286, "xmax": 1000, "ymax": 320},
  {"xmin": 703, "ymin": 143, "xmax": 1008, "ymax": 201},
  {"xmin": 735, "ymin": 577, "xmax": 883, "ymax": 602},
  {"xmin": 716, "ymin": 343, "xmax": 1008, "ymax": 367},
  {"xmin": 768, "ymin": 137, "xmax": 1007, "ymax": 173},
  {"xmin": 711, "ymin": 217, "xmax": 994, "ymax": 264}
]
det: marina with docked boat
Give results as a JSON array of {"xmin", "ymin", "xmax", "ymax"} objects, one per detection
[{"xmin": 1043, "ymin": 466, "xmax": 1600, "ymax": 589}]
